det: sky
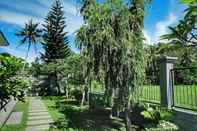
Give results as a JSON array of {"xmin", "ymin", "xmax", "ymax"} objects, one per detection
[{"xmin": 0, "ymin": 0, "xmax": 186, "ymax": 62}]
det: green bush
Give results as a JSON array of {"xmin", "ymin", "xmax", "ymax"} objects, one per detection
[
  {"xmin": 89, "ymin": 92, "xmax": 107, "ymax": 109},
  {"xmin": 0, "ymin": 54, "xmax": 27, "ymax": 103},
  {"xmin": 70, "ymin": 89, "xmax": 82, "ymax": 101},
  {"xmin": 141, "ymin": 107, "xmax": 161, "ymax": 124}
]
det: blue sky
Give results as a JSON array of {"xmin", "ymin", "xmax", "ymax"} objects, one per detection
[{"xmin": 0, "ymin": 0, "xmax": 186, "ymax": 62}]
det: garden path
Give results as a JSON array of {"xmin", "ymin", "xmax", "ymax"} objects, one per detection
[{"xmin": 26, "ymin": 97, "xmax": 54, "ymax": 131}]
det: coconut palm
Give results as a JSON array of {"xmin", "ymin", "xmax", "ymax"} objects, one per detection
[{"xmin": 16, "ymin": 19, "xmax": 42, "ymax": 59}]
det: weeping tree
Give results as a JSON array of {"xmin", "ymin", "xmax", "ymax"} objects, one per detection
[{"xmin": 77, "ymin": 0, "xmax": 148, "ymax": 130}]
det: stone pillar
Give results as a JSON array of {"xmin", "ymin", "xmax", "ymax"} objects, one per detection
[{"xmin": 159, "ymin": 56, "xmax": 177, "ymax": 109}]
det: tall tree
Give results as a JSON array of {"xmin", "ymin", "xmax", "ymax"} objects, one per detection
[
  {"xmin": 77, "ymin": 0, "xmax": 148, "ymax": 130},
  {"xmin": 41, "ymin": 0, "xmax": 70, "ymax": 95},
  {"xmin": 42, "ymin": 0, "xmax": 70, "ymax": 62}
]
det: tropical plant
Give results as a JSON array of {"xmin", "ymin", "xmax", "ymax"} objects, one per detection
[
  {"xmin": 0, "ymin": 54, "xmax": 27, "ymax": 107},
  {"xmin": 16, "ymin": 19, "xmax": 42, "ymax": 58},
  {"xmin": 161, "ymin": 3, "xmax": 197, "ymax": 47},
  {"xmin": 160, "ymin": 0, "xmax": 197, "ymax": 85}
]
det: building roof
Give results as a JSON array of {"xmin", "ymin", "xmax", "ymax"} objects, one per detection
[{"xmin": 0, "ymin": 30, "xmax": 9, "ymax": 46}]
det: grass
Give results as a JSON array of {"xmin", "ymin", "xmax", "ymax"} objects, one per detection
[
  {"xmin": 139, "ymin": 85, "xmax": 197, "ymax": 110},
  {"xmin": 43, "ymin": 96, "xmax": 126, "ymax": 131},
  {"xmin": 1, "ymin": 98, "xmax": 29, "ymax": 131}
]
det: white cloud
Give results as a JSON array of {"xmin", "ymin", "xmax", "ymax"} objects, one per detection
[
  {"xmin": 63, "ymin": 2, "xmax": 79, "ymax": 16},
  {"xmin": 144, "ymin": 13, "xmax": 177, "ymax": 44},
  {"xmin": 1, "ymin": 46, "xmax": 39, "ymax": 63},
  {"xmin": 155, "ymin": 13, "xmax": 177, "ymax": 42},
  {"xmin": 0, "ymin": 0, "xmax": 48, "ymax": 18},
  {"xmin": 0, "ymin": 0, "xmax": 83, "ymax": 34},
  {"xmin": 143, "ymin": 30, "xmax": 153, "ymax": 45},
  {"xmin": 0, "ymin": 10, "xmax": 43, "ymax": 27}
]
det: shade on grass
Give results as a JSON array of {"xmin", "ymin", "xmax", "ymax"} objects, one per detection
[{"xmin": 43, "ymin": 96, "xmax": 126, "ymax": 131}]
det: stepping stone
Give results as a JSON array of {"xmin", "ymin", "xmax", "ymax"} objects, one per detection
[
  {"xmin": 26, "ymin": 97, "xmax": 54, "ymax": 131},
  {"xmin": 28, "ymin": 110, "xmax": 48, "ymax": 113},
  {"xmin": 26, "ymin": 124, "xmax": 53, "ymax": 131},
  {"xmin": 27, "ymin": 119, "xmax": 54, "ymax": 126},
  {"xmin": 6, "ymin": 112, "xmax": 23, "ymax": 125},
  {"xmin": 29, "ymin": 112, "xmax": 49, "ymax": 116},
  {"xmin": 0, "ymin": 100, "xmax": 17, "ymax": 126},
  {"xmin": 29, "ymin": 107, "xmax": 46, "ymax": 110},
  {"xmin": 29, "ymin": 109, "xmax": 46, "ymax": 111},
  {"xmin": 28, "ymin": 115, "xmax": 52, "ymax": 121}
]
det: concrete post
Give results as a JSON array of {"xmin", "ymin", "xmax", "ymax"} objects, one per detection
[{"xmin": 159, "ymin": 56, "xmax": 177, "ymax": 109}]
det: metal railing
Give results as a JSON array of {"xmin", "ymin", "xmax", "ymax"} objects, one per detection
[
  {"xmin": 139, "ymin": 85, "xmax": 160, "ymax": 104},
  {"xmin": 171, "ymin": 67, "xmax": 197, "ymax": 111}
]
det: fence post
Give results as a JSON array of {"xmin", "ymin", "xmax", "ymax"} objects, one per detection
[{"xmin": 159, "ymin": 56, "xmax": 177, "ymax": 109}]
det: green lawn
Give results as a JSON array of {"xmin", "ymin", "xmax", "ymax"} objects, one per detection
[
  {"xmin": 139, "ymin": 85, "xmax": 197, "ymax": 111},
  {"xmin": 43, "ymin": 96, "xmax": 126, "ymax": 131},
  {"xmin": 2, "ymin": 99, "xmax": 29, "ymax": 131}
]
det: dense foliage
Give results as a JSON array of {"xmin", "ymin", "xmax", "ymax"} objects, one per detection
[
  {"xmin": 42, "ymin": 0, "xmax": 70, "ymax": 62},
  {"xmin": 77, "ymin": 0, "xmax": 149, "ymax": 130},
  {"xmin": 0, "ymin": 53, "xmax": 27, "ymax": 107}
]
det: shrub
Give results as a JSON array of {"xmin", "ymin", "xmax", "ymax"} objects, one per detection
[
  {"xmin": 70, "ymin": 89, "xmax": 82, "ymax": 101},
  {"xmin": 145, "ymin": 120, "xmax": 179, "ymax": 131},
  {"xmin": 89, "ymin": 92, "xmax": 107, "ymax": 110},
  {"xmin": 141, "ymin": 107, "xmax": 161, "ymax": 124}
]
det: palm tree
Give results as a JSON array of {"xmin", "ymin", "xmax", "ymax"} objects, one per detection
[{"xmin": 16, "ymin": 19, "xmax": 42, "ymax": 59}]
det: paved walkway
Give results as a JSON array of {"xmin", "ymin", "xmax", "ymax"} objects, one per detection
[
  {"xmin": 0, "ymin": 100, "xmax": 17, "ymax": 127},
  {"xmin": 6, "ymin": 112, "xmax": 23, "ymax": 125},
  {"xmin": 26, "ymin": 97, "xmax": 54, "ymax": 131}
]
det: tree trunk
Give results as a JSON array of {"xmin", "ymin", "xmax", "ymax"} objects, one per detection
[
  {"xmin": 55, "ymin": 72, "xmax": 61, "ymax": 95},
  {"xmin": 111, "ymin": 88, "xmax": 118, "ymax": 117},
  {"xmin": 66, "ymin": 88, "xmax": 69, "ymax": 99},
  {"xmin": 81, "ymin": 84, "xmax": 89, "ymax": 106},
  {"xmin": 81, "ymin": 86, "xmax": 86, "ymax": 106},
  {"xmin": 125, "ymin": 100, "xmax": 132, "ymax": 131}
]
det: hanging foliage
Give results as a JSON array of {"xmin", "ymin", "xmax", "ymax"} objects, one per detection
[{"xmin": 76, "ymin": 0, "xmax": 148, "ymax": 130}]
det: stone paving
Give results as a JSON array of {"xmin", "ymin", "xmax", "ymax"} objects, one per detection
[
  {"xmin": 6, "ymin": 112, "xmax": 23, "ymax": 125},
  {"xmin": 26, "ymin": 97, "xmax": 54, "ymax": 131},
  {"xmin": 0, "ymin": 100, "xmax": 17, "ymax": 127}
]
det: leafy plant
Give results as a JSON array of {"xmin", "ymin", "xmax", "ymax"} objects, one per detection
[
  {"xmin": 0, "ymin": 54, "xmax": 27, "ymax": 105},
  {"xmin": 141, "ymin": 107, "xmax": 161, "ymax": 124}
]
